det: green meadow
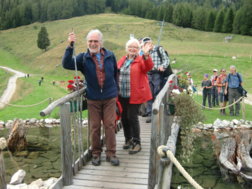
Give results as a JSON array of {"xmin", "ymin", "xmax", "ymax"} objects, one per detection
[{"xmin": 0, "ymin": 13, "xmax": 251, "ymax": 121}]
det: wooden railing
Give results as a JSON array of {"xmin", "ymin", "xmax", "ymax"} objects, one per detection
[
  {"xmin": 40, "ymin": 88, "xmax": 91, "ymax": 188},
  {"xmin": 148, "ymin": 74, "xmax": 180, "ymax": 189}
]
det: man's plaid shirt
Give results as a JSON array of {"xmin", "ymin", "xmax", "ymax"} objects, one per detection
[
  {"xmin": 119, "ymin": 59, "xmax": 132, "ymax": 98},
  {"xmin": 150, "ymin": 46, "xmax": 170, "ymax": 71}
]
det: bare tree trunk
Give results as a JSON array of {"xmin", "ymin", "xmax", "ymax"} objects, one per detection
[{"xmin": 7, "ymin": 119, "xmax": 27, "ymax": 152}]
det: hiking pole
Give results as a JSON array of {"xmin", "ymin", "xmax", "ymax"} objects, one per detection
[
  {"xmin": 157, "ymin": 20, "xmax": 165, "ymax": 46},
  {"xmin": 71, "ymin": 29, "xmax": 80, "ymax": 92}
]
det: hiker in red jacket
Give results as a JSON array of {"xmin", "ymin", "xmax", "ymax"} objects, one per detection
[{"xmin": 117, "ymin": 38, "xmax": 153, "ymax": 154}]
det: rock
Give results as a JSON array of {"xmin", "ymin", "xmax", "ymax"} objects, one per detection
[
  {"xmin": 0, "ymin": 137, "xmax": 7, "ymax": 150},
  {"xmin": 10, "ymin": 169, "xmax": 26, "ymax": 185},
  {"xmin": 222, "ymin": 120, "xmax": 230, "ymax": 127},
  {"xmin": 204, "ymin": 124, "xmax": 213, "ymax": 130},
  {"xmin": 6, "ymin": 120, "xmax": 14, "ymax": 129},
  {"xmin": 29, "ymin": 118, "xmax": 37, "ymax": 124},
  {"xmin": 29, "ymin": 178, "xmax": 43, "ymax": 188},
  {"xmin": 0, "ymin": 120, "xmax": 4, "ymax": 128},
  {"xmin": 7, "ymin": 183, "xmax": 28, "ymax": 189},
  {"xmin": 45, "ymin": 119, "xmax": 53, "ymax": 124},
  {"xmin": 232, "ymin": 119, "xmax": 240, "ymax": 125},
  {"xmin": 213, "ymin": 119, "xmax": 222, "ymax": 127},
  {"xmin": 43, "ymin": 177, "xmax": 58, "ymax": 187}
]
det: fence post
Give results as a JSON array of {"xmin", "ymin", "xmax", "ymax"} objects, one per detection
[
  {"xmin": 60, "ymin": 102, "xmax": 73, "ymax": 186},
  {"xmin": 148, "ymin": 112, "xmax": 160, "ymax": 189}
]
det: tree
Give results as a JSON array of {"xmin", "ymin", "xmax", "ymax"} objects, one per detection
[
  {"xmin": 192, "ymin": 7, "xmax": 207, "ymax": 30},
  {"xmin": 37, "ymin": 26, "xmax": 50, "ymax": 51},
  {"xmin": 222, "ymin": 8, "xmax": 234, "ymax": 33},
  {"xmin": 205, "ymin": 10, "xmax": 216, "ymax": 31},
  {"xmin": 172, "ymin": 3, "xmax": 192, "ymax": 28},
  {"xmin": 213, "ymin": 9, "xmax": 224, "ymax": 32}
]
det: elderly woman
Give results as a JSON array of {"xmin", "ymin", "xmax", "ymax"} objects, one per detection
[{"xmin": 117, "ymin": 38, "xmax": 153, "ymax": 154}]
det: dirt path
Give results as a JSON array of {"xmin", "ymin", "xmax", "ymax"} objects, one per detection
[{"xmin": 0, "ymin": 66, "xmax": 26, "ymax": 109}]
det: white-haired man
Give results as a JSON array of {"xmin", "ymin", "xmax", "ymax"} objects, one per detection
[
  {"xmin": 62, "ymin": 29, "xmax": 119, "ymax": 166},
  {"xmin": 225, "ymin": 65, "xmax": 243, "ymax": 116}
]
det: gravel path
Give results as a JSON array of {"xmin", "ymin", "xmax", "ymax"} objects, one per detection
[{"xmin": 0, "ymin": 66, "xmax": 26, "ymax": 109}]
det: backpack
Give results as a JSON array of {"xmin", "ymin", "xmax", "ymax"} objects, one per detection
[{"xmin": 156, "ymin": 46, "xmax": 173, "ymax": 78}]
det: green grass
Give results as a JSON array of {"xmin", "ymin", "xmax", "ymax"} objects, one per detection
[
  {"xmin": 192, "ymin": 95, "xmax": 252, "ymax": 123},
  {"xmin": 0, "ymin": 68, "xmax": 11, "ymax": 96},
  {"xmin": 0, "ymin": 13, "xmax": 251, "ymax": 121}
]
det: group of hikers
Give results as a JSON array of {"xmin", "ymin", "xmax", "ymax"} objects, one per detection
[
  {"xmin": 62, "ymin": 29, "xmax": 170, "ymax": 167},
  {"xmin": 201, "ymin": 66, "xmax": 244, "ymax": 116},
  {"xmin": 61, "ymin": 29, "xmax": 245, "ymax": 167}
]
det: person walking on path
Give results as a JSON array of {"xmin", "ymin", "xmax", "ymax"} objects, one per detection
[
  {"xmin": 211, "ymin": 69, "xmax": 219, "ymax": 107},
  {"xmin": 202, "ymin": 74, "xmax": 212, "ymax": 108},
  {"xmin": 62, "ymin": 29, "xmax": 119, "ymax": 166},
  {"xmin": 117, "ymin": 38, "xmax": 153, "ymax": 154},
  {"xmin": 225, "ymin": 65, "xmax": 243, "ymax": 116},
  {"xmin": 142, "ymin": 37, "xmax": 170, "ymax": 123},
  {"xmin": 217, "ymin": 68, "xmax": 228, "ymax": 115}
]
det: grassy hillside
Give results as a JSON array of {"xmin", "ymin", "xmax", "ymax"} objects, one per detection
[
  {"xmin": 0, "ymin": 13, "xmax": 251, "ymax": 120},
  {"xmin": 0, "ymin": 69, "xmax": 11, "ymax": 96}
]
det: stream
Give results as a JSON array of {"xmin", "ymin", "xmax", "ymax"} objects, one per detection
[{"xmin": 171, "ymin": 131, "xmax": 252, "ymax": 189}]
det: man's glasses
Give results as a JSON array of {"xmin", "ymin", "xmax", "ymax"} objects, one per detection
[
  {"xmin": 88, "ymin": 40, "xmax": 99, "ymax": 43},
  {"xmin": 128, "ymin": 46, "xmax": 139, "ymax": 49}
]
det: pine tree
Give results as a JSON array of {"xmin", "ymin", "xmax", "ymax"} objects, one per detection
[
  {"xmin": 205, "ymin": 11, "xmax": 216, "ymax": 31},
  {"xmin": 213, "ymin": 9, "xmax": 224, "ymax": 32},
  {"xmin": 37, "ymin": 26, "xmax": 50, "ymax": 51},
  {"xmin": 222, "ymin": 8, "xmax": 234, "ymax": 33}
]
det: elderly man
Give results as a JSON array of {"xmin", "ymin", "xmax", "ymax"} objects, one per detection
[
  {"xmin": 62, "ymin": 29, "xmax": 119, "ymax": 166},
  {"xmin": 225, "ymin": 65, "xmax": 243, "ymax": 116},
  {"xmin": 142, "ymin": 37, "xmax": 170, "ymax": 123}
]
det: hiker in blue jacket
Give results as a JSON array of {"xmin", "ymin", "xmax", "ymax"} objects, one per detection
[
  {"xmin": 225, "ymin": 65, "xmax": 243, "ymax": 116},
  {"xmin": 62, "ymin": 29, "xmax": 119, "ymax": 166}
]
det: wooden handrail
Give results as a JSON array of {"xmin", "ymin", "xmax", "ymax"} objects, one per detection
[
  {"xmin": 148, "ymin": 74, "xmax": 178, "ymax": 189},
  {"xmin": 40, "ymin": 88, "xmax": 85, "ymax": 116},
  {"xmin": 152, "ymin": 74, "xmax": 177, "ymax": 115}
]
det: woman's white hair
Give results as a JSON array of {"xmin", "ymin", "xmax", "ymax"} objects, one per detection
[
  {"xmin": 125, "ymin": 38, "xmax": 140, "ymax": 51},
  {"xmin": 86, "ymin": 29, "xmax": 103, "ymax": 42}
]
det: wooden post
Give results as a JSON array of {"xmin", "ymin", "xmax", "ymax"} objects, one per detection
[
  {"xmin": 0, "ymin": 151, "xmax": 6, "ymax": 189},
  {"xmin": 242, "ymin": 98, "xmax": 245, "ymax": 120},
  {"xmin": 148, "ymin": 112, "xmax": 160, "ymax": 189},
  {"xmin": 60, "ymin": 103, "xmax": 73, "ymax": 186}
]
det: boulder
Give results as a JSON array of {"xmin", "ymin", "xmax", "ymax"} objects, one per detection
[
  {"xmin": 43, "ymin": 177, "xmax": 58, "ymax": 187},
  {"xmin": 10, "ymin": 169, "xmax": 26, "ymax": 185},
  {"xmin": 29, "ymin": 178, "xmax": 43, "ymax": 188}
]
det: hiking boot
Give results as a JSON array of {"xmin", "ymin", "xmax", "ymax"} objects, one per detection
[
  {"xmin": 129, "ymin": 143, "xmax": 141, "ymax": 154},
  {"xmin": 142, "ymin": 112, "xmax": 150, "ymax": 117},
  {"xmin": 123, "ymin": 140, "xmax": 132, "ymax": 150},
  {"xmin": 146, "ymin": 117, "xmax": 151, "ymax": 123},
  {"xmin": 235, "ymin": 112, "xmax": 240, "ymax": 116},
  {"xmin": 92, "ymin": 156, "xmax": 101, "ymax": 166},
  {"xmin": 106, "ymin": 156, "xmax": 120, "ymax": 166}
]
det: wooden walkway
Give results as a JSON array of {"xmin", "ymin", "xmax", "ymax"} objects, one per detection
[{"xmin": 64, "ymin": 117, "xmax": 151, "ymax": 189}]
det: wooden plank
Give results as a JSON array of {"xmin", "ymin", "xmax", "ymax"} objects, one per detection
[
  {"xmin": 83, "ymin": 164, "xmax": 149, "ymax": 173},
  {"xmin": 85, "ymin": 161, "xmax": 149, "ymax": 169},
  {"xmin": 74, "ymin": 174, "xmax": 148, "ymax": 185},
  {"xmin": 78, "ymin": 169, "xmax": 148, "ymax": 179},
  {"xmin": 71, "ymin": 179, "xmax": 148, "ymax": 189},
  {"xmin": 64, "ymin": 185, "xmax": 102, "ymax": 189}
]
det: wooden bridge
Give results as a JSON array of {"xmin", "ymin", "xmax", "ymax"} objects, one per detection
[
  {"xmin": 38, "ymin": 74, "xmax": 183, "ymax": 189},
  {"xmin": 63, "ymin": 117, "xmax": 151, "ymax": 189}
]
